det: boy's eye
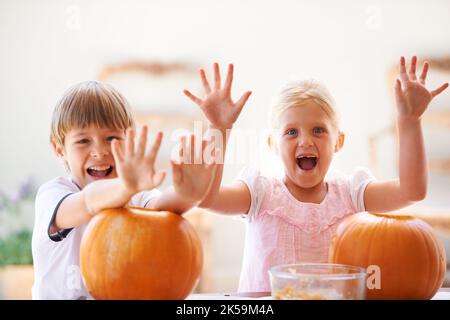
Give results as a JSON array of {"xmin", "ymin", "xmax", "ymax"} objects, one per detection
[
  {"xmin": 107, "ymin": 136, "xmax": 121, "ymax": 142},
  {"xmin": 77, "ymin": 138, "xmax": 90, "ymax": 144},
  {"xmin": 286, "ymin": 129, "xmax": 298, "ymax": 136},
  {"xmin": 313, "ymin": 127, "xmax": 324, "ymax": 135}
]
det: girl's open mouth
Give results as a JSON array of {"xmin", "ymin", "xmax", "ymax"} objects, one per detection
[
  {"xmin": 86, "ymin": 165, "xmax": 114, "ymax": 178},
  {"xmin": 296, "ymin": 156, "xmax": 318, "ymax": 171}
]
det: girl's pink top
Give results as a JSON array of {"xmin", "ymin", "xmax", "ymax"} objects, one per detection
[{"xmin": 237, "ymin": 167, "xmax": 375, "ymax": 292}]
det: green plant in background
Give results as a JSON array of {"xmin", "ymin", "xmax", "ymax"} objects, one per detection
[
  {"xmin": 0, "ymin": 231, "xmax": 33, "ymax": 266},
  {"xmin": 0, "ymin": 178, "xmax": 37, "ymax": 266}
]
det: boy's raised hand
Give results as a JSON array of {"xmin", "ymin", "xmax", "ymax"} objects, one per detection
[
  {"xmin": 395, "ymin": 56, "xmax": 448, "ymax": 121},
  {"xmin": 111, "ymin": 126, "xmax": 166, "ymax": 194},
  {"xmin": 171, "ymin": 135, "xmax": 218, "ymax": 204},
  {"xmin": 184, "ymin": 63, "xmax": 252, "ymax": 129}
]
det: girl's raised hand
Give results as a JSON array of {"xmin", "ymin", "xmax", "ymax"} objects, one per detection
[
  {"xmin": 171, "ymin": 135, "xmax": 218, "ymax": 204},
  {"xmin": 111, "ymin": 126, "xmax": 166, "ymax": 194},
  {"xmin": 183, "ymin": 63, "xmax": 252, "ymax": 129},
  {"xmin": 395, "ymin": 56, "xmax": 448, "ymax": 121}
]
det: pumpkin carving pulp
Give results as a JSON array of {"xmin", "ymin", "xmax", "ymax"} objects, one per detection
[
  {"xmin": 329, "ymin": 212, "xmax": 446, "ymax": 300},
  {"xmin": 80, "ymin": 207, "xmax": 203, "ymax": 299}
]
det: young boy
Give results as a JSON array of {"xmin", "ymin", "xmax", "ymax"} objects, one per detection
[{"xmin": 32, "ymin": 80, "xmax": 218, "ymax": 299}]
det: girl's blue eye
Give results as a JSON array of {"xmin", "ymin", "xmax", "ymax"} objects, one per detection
[
  {"xmin": 313, "ymin": 127, "xmax": 324, "ymax": 135},
  {"xmin": 286, "ymin": 129, "xmax": 298, "ymax": 136}
]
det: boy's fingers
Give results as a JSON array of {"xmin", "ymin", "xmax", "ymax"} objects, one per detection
[
  {"xmin": 111, "ymin": 139, "xmax": 124, "ymax": 163},
  {"xmin": 224, "ymin": 63, "xmax": 234, "ymax": 94},
  {"xmin": 183, "ymin": 89, "xmax": 203, "ymax": 106},
  {"xmin": 200, "ymin": 69, "xmax": 212, "ymax": 94},
  {"xmin": 136, "ymin": 125, "xmax": 148, "ymax": 158},
  {"xmin": 126, "ymin": 128, "xmax": 135, "ymax": 157},
  {"xmin": 213, "ymin": 62, "xmax": 221, "ymax": 91},
  {"xmin": 408, "ymin": 56, "xmax": 417, "ymax": 80},
  {"xmin": 399, "ymin": 56, "xmax": 409, "ymax": 82},
  {"xmin": 419, "ymin": 62, "xmax": 429, "ymax": 85},
  {"xmin": 147, "ymin": 131, "xmax": 163, "ymax": 165},
  {"xmin": 431, "ymin": 83, "xmax": 449, "ymax": 98}
]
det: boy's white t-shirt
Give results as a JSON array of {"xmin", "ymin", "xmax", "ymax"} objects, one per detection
[{"xmin": 31, "ymin": 177, "xmax": 161, "ymax": 300}]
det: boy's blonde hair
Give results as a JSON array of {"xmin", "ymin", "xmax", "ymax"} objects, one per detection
[
  {"xmin": 269, "ymin": 79, "xmax": 339, "ymax": 130},
  {"xmin": 50, "ymin": 81, "xmax": 135, "ymax": 147}
]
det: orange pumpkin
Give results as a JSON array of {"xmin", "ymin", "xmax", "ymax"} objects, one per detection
[
  {"xmin": 329, "ymin": 212, "xmax": 446, "ymax": 300},
  {"xmin": 80, "ymin": 207, "xmax": 203, "ymax": 299}
]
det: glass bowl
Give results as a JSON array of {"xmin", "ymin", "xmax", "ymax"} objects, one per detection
[{"xmin": 269, "ymin": 263, "xmax": 367, "ymax": 300}]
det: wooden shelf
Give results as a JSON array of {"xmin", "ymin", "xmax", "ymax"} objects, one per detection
[
  {"xmin": 423, "ymin": 111, "xmax": 450, "ymax": 129},
  {"xmin": 429, "ymin": 159, "xmax": 450, "ymax": 174}
]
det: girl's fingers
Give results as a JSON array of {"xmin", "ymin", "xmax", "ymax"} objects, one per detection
[
  {"xmin": 235, "ymin": 91, "xmax": 252, "ymax": 115},
  {"xmin": 419, "ymin": 61, "xmax": 429, "ymax": 84},
  {"xmin": 213, "ymin": 62, "xmax": 221, "ymax": 91},
  {"xmin": 394, "ymin": 78, "xmax": 404, "ymax": 96},
  {"xmin": 399, "ymin": 56, "xmax": 409, "ymax": 82},
  {"xmin": 205, "ymin": 147, "xmax": 220, "ymax": 165},
  {"xmin": 183, "ymin": 89, "xmax": 203, "ymax": 106},
  {"xmin": 147, "ymin": 131, "xmax": 163, "ymax": 165},
  {"xmin": 408, "ymin": 56, "xmax": 417, "ymax": 80},
  {"xmin": 191, "ymin": 134, "xmax": 201, "ymax": 164},
  {"xmin": 200, "ymin": 69, "xmax": 212, "ymax": 94},
  {"xmin": 126, "ymin": 128, "xmax": 135, "ymax": 158},
  {"xmin": 180, "ymin": 135, "xmax": 188, "ymax": 164},
  {"xmin": 224, "ymin": 63, "xmax": 234, "ymax": 94},
  {"xmin": 136, "ymin": 125, "xmax": 148, "ymax": 158},
  {"xmin": 111, "ymin": 139, "xmax": 124, "ymax": 163},
  {"xmin": 152, "ymin": 170, "xmax": 166, "ymax": 188},
  {"xmin": 394, "ymin": 79, "xmax": 406, "ymax": 108},
  {"xmin": 431, "ymin": 83, "xmax": 449, "ymax": 98},
  {"xmin": 171, "ymin": 160, "xmax": 182, "ymax": 185}
]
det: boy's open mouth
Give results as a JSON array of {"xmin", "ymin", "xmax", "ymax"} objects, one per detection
[
  {"xmin": 86, "ymin": 165, "xmax": 114, "ymax": 178},
  {"xmin": 296, "ymin": 156, "xmax": 318, "ymax": 171}
]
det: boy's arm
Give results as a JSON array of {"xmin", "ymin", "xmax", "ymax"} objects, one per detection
[
  {"xmin": 364, "ymin": 56, "xmax": 448, "ymax": 212},
  {"xmin": 183, "ymin": 63, "xmax": 252, "ymax": 208},
  {"xmin": 53, "ymin": 178, "xmax": 133, "ymax": 231},
  {"xmin": 53, "ymin": 127, "xmax": 165, "ymax": 230}
]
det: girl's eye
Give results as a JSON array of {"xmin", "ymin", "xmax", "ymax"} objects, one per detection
[
  {"xmin": 313, "ymin": 127, "xmax": 324, "ymax": 135},
  {"xmin": 286, "ymin": 129, "xmax": 298, "ymax": 136}
]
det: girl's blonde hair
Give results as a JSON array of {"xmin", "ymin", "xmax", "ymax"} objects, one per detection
[
  {"xmin": 269, "ymin": 79, "xmax": 339, "ymax": 130},
  {"xmin": 50, "ymin": 81, "xmax": 135, "ymax": 147}
]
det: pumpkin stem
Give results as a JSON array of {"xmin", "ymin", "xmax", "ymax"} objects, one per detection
[{"xmin": 369, "ymin": 212, "xmax": 415, "ymax": 220}]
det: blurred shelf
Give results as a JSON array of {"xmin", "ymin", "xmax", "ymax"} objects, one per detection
[
  {"xmin": 429, "ymin": 159, "xmax": 450, "ymax": 174},
  {"xmin": 423, "ymin": 111, "xmax": 450, "ymax": 129}
]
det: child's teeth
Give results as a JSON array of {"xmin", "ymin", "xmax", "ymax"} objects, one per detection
[{"xmin": 90, "ymin": 165, "xmax": 110, "ymax": 171}]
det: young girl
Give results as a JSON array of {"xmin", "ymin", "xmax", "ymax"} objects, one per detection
[
  {"xmin": 32, "ymin": 81, "xmax": 218, "ymax": 299},
  {"xmin": 184, "ymin": 57, "xmax": 449, "ymax": 292}
]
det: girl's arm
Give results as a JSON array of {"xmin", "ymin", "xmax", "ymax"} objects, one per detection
[
  {"xmin": 53, "ymin": 127, "xmax": 165, "ymax": 230},
  {"xmin": 183, "ymin": 63, "xmax": 252, "ymax": 208},
  {"xmin": 148, "ymin": 135, "xmax": 219, "ymax": 214},
  {"xmin": 199, "ymin": 181, "xmax": 251, "ymax": 215},
  {"xmin": 364, "ymin": 56, "xmax": 448, "ymax": 212}
]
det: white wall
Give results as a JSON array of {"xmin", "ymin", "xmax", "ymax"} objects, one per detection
[{"xmin": 1, "ymin": 0, "xmax": 449, "ymax": 292}]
